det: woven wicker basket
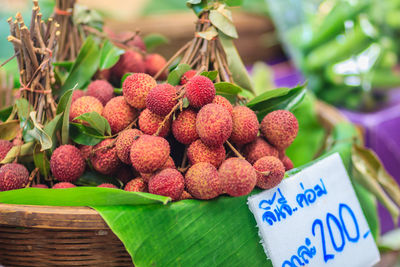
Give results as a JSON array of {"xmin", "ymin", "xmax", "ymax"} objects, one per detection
[{"xmin": 0, "ymin": 101, "xmax": 346, "ymax": 266}]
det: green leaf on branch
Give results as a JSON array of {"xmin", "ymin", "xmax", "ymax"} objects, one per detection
[
  {"xmin": 69, "ymin": 123, "xmax": 106, "ymax": 146},
  {"xmin": 33, "ymin": 144, "xmax": 50, "ymax": 178},
  {"xmin": 44, "ymin": 113, "xmax": 63, "ymax": 151},
  {"xmin": 74, "ymin": 112, "xmax": 112, "ymax": 136},
  {"xmin": 0, "ymin": 106, "xmax": 14, "ymax": 122},
  {"xmin": 167, "ymin": 63, "xmax": 192, "ymax": 85},
  {"xmin": 209, "ymin": 8, "xmax": 238, "ymax": 39},
  {"xmin": 61, "ymin": 36, "xmax": 100, "ymax": 94},
  {"xmin": 143, "ymin": 34, "xmax": 169, "ymax": 52},
  {"xmin": 200, "ymin": 70, "xmax": 218, "ymax": 81},
  {"xmin": 76, "ymin": 171, "xmax": 121, "ymax": 187},
  {"xmin": 215, "ymin": 82, "xmax": 243, "ymax": 95},
  {"xmin": 15, "ymin": 98, "xmax": 34, "ymax": 142},
  {"xmin": 0, "ymin": 120, "xmax": 20, "ymax": 140},
  {"xmin": 99, "ymin": 39, "xmax": 124, "ymax": 70},
  {"xmin": 57, "ymin": 89, "xmax": 74, "ymax": 145},
  {"xmin": 196, "ymin": 26, "xmax": 219, "ymax": 40},
  {"xmin": 52, "ymin": 61, "xmax": 74, "ymax": 71},
  {"xmin": 247, "ymin": 84, "xmax": 307, "ymax": 120},
  {"xmin": 26, "ymin": 112, "xmax": 52, "ymax": 151},
  {"xmin": 0, "ymin": 142, "xmax": 35, "ymax": 164},
  {"xmin": 121, "ymin": 72, "xmax": 133, "ymax": 86}
]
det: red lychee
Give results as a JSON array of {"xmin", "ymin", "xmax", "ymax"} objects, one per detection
[
  {"xmin": 115, "ymin": 129, "xmax": 143, "ymax": 164},
  {"xmin": 254, "ymin": 156, "xmax": 285, "ymax": 189},
  {"xmin": 280, "ymin": 155, "xmax": 294, "ymax": 171},
  {"xmin": 0, "ymin": 140, "xmax": 13, "ymax": 162},
  {"xmin": 242, "ymin": 137, "xmax": 279, "ymax": 164},
  {"xmin": 87, "ymin": 80, "xmax": 114, "ymax": 105},
  {"xmin": 185, "ymin": 75, "xmax": 215, "ymax": 108},
  {"xmin": 179, "ymin": 190, "xmax": 194, "ymax": 200},
  {"xmin": 111, "ymin": 50, "xmax": 145, "ymax": 82},
  {"xmin": 102, "ymin": 96, "xmax": 137, "ymax": 134},
  {"xmin": 172, "ymin": 109, "xmax": 198, "ymax": 145},
  {"xmin": 180, "ymin": 70, "xmax": 196, "ymax": 85},
  {"xmin": 148, "ymin": 168, "xmax": 184, "ymax": 201},
  {"xmin": 187, "ymin": 139, "xmax": 225, "ymax": 167},
  {"xmin": 52, "ymin": 182, "xmax": 76, "ymax": 189},
  {"xmin": 125, "ymin": 178, "xmax": 147, "ymax": 192},
  {"xmin": 98, "ymin": 183, "xmax": 118, "ymax": 188},
  {"xmin": 146, "ymin": 83, "xmax": 177, "ymax": 116},
  {"xmin": 230, "ymin": 106, "xmax": 259, "ymax": 145},
  {"xmin": 138, "ymin": 108, "xmax": 171, "ymax": 137},
  {"xmin": 212, "ymin": 95, "xmax": 233, "ymax": 116},
  {"xmin": 145, "ymin": 53, "xmax": 168, "ymax": 80},
  {"xmin": 71, "ymin": 90, "xmax": 86, "ymax": 104},
  {"xmin": 185, "ymin": 162, "xmax": 222, "ymax": 200},
  {"xmin": 50, "ymin": 145, "xmax": 85, "ymax": 182},
  {"xmin": 91, "ymin": 139, "xmax": 121, "ymax": 175},
  {"xmin": 0, "ymin": 163, "xmax": 29, "ymax": 191},
  {"xmin": 122, "ymin": 73, "xmax": 157, "ymax": 109},
  {"xmin": 69, "ymin": 96, "xmax": 103, "ymax": 123}
]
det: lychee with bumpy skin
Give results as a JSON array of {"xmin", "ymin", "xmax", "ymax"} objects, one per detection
[
  {"xmin": 230, "ymin": 106, "xmax": 259, "ymax": 145},
  {"xmin": 145, "ymin": 53, "xmax": 168, "ymax": 80},
  {"xmin": 71, "ymin": 90, "xmax": 85, "ymax": 104},
  {"xmin": 130, "ymin": 135, "xmax": 170, "ymax": 173},
  {"xmin": 98, "ymin": 183, "xmax": 118, "ymax": 188},
  {"xmin": 218, "ymin": 158, "xmax": 257, "ymax": 197},
  {"xmin": 32, "ymin": 184, "xmax": 48, "ymax": 188},
  {"xmin": 111, "ymin": 50, "xmax": 145, "ymax": 82},
  {"xmin": 138, "ymin": 108, "xmax": 171, "ymax": 137},
  {"xmin": 187, "ymin": 139, "xmax": 225, "ymax": 167},
  {"xmin": 180, "ymin": 70, "xmax": 196, "ymax": 85},
  {"xmin": 162, "ymin": 156, "xmax": 176, "ymax": 169},
  {"xmin": 69, "ymin": 96, "xmax": 103, "ymax": 123},
  {"xmin": 0, "ymin": 140, "xmax": 13, "ymax": 162},
  {"xmin": 179, "ymin": 190, "xmax": 194, "ymax": 200},
  {"xmin": 254, "ymin": 156, "xmax": 285, "ymax": 189},
  {"xmin": 115, "ymin": 165, "xmax": 138, "ymax": 184},
  {"xmin": 102, "ymin": 96, "xmax": 137, "ymax": 134},
  {"xmin": 172, "ymin": 109, "xmax": 198, "ymax": 145},
  {"xmin": 115, "ymin": 129, "xmax": 143, "ymax": 164},
  {"xmin": 52, "ymin": 182, "xmax": 76, "ymax": 189},
  {"xmin": 50, "ymin": 145, "xmax": 85, "ymax": 182},
  {"xmin": 185, "ymin": 162, "xmax": 222, "ymax": 200},
  {"xmin": 212, "ymin": 95, "xmax": 233, "ymax": 116},
  {"xmin": 0, "ymin": 163, "xmax": 29, "ymax": 191},
  {"xmin": 122, "ymin": 73, "xmax": 157, "ymax": 109},
  {"xmin": 185, "ymin": 76, "xmax": 215, "ymax": 108},
  {"xmin": 242, "ymin": 137, "xmax": 279, "ymax": 164},
  {"xmin": 146, "ymin": 84, "xmax": 177, "ymax": 116},
  {"xmin": 260, "ymin": 110, "xmax": 299, "ymax": 150},
  {"xmin": 280, "ymin": 155, "xmax": 294, "ymax": 171},
  {"xmin": 125, "ymin": 178, "xmax": 147, "ymax": 192},
  {"xmin": 196, "ymin": 103, "xmax": 232, "ymax": 147},
  {"xmin": 91, "ymin": 139, "xmax": 121, "ymax": 175},
  {"xmin": 87, "ymin": 80, "xmax": 114, "ymax": 105},
  {"xmin": 79, "ymin": 145, "xmax": 93, "ymax": 161},
  {"xmin": 148, "ymin": 168, "xmax": 184, "ymax": 200}
]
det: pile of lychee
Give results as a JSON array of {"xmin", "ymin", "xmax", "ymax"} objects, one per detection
[{"xmin": 0, "ymin": 70, "xmax": 298, "ymax": 201}]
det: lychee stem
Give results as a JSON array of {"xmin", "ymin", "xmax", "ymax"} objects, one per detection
[
  {"xmin": 256, "ymin": 170, "xmax": 271, "ymax": 176},
  {"xmin": 90, "ymin": 138, "xmax": 117, "ymax": 155},
  {"xmin": 154, "ymin": 99, "xmax": 183, "ymax": 136},
  {"xmin": 26, "ymin": 167, "xmax": 39, "ymax": 187},
  {"xmin": 225, "ymin": 140, "xmax": 245, "ymax": 160},
  {"xmin": 181, "ymin": 147, "xmax": 188, "ymax": 169}
]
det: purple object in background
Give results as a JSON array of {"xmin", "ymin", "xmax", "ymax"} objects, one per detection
[{"xmin": 268, "ymin": 61, "xmax": 400, "ymax": 233}]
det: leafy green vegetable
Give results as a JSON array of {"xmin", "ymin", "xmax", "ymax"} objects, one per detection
[
  {"xmin": 167, "ymin": 63, "xmax": 192, "ymax": 85},
  {"xmin": 99, "ymin": 39, "xmax": 124, "ymax": 70}
]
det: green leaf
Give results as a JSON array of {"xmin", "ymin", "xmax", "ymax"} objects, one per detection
[
  {"xmin": 95, "ymin": 192, "xmax": 271, "ymax": 266},
  {"xmin": 121, "ymin": 72, "xmax": 133, "ymax": 85},
  {"xmin": 57, "ymin": 89, "xmax": 74, "ymax": 145},
  {"xmin": 0, "ymin": 106, "xmax": 13, "ymax": 122},
  {"xmin": 114, "ymin": 88, "xmax": 123, "ymax": 95},
  {"xmin": 61, "ymin": 36, "xmax": 100, "ymax": 94},
  {"xmin": 15, "ymin": 98, "xmax": 31, "ymax": 122},
  {"xmin": 209, "ymin": 9, "xmax": 238, "ymax": 39},
  {"xmin": 43, "ymin": 113, "xmax": 63, "ymax": 151},
  {"xmin": 224, "ymin": 0, "xmax": 243, "ymax": 6},
  {"xmin": 379, "ymin": 228, "xmax": 400, "ymax": 251},
  {"xmin": 53, "ymin": 61, "xmax": 74, "ymax": 71},
  {"xmin": 0, "ymin": 187, "xmax": 170, "ymax": 206},
  {"xmin": 0, "ymin": 120, "xmax": 20, "ymax": 140},
  {"xmin": 33, "ymin": 144, "xmax": 50, "ymax": 178},
  {"xmin": 0, "ymin": 142, "xmax": 35, "ymax": 164},
  {"xmin": 99, "ymin": 39, "xmax": 124, "ymax": 70},
  {"xmin": 200, "ymin": 70, "xmax": 218, "ymax": 81},
  {"xmin": 247, "ymin": 85, "xmax": 307, "ymax": 120},
  {"xmin": 26, "ymin": 112, "xmax": 52, "ymax": 151},
  {"xmin": 196, "ymin": 26, "xmax": 219, "ymax": 41},
  {"xmin": 167, "ymin": 63, "xmax": 192, "ymax": 85},
  {"xmin": 76, "ymin": 171, "xmax": 121, "ymax": 187},
  {"xmin": 219, "ymin": 32, "xmax": 254, "ymax": 92},
  {"xmin": 251, "ymin": 61, "xmax": 275, "ymax": 97},
  {"xmin": 143, "ymin": 33, "xmax": 169, "ymax": 52},
  {"xmin": 214, "ymin": 81, "xmax": 243, "ymax": 95},
  {"xmin": 69, "ymin": 123, "xmax": 106, "ymax": 146},
  {"xmin": 74, "ymin": 112, "xmax": 111, "ymax": 136}
]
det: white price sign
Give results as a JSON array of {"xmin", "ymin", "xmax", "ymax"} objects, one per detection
[{"xmin": 248, "ymin": 153, "xmax": 380, "ymax": 267}]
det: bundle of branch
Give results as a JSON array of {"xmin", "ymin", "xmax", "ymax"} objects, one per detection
[
  {"xmin": 0, "ymin": 72, "xmax": 14, "ymax": 110},
  {"xmin": 154, "ymin": 11, "xmax": 233, "ymax": 84},
  {"xmin": 53, "ymin": 0, "xmax": 82, "ymax": 61},
  {"xmin": 7, "ymin": 0, "xmax": 59, "ymax": 124}
]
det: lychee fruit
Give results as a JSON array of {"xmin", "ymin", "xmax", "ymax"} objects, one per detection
[
  {"xmin": 196, "ymin": 103, "xmax": 232, "ymax": 147},
  {"xmin": 280, "ymin": 155, "xmax": 294, "ymax": 171},
  {"xmin": 124, "ymin": 178, "xmax": 147, "ymax": 192},
  {"xmin": 130, "ymin": 135, "xmax": 170, "ymax": 173},
  {"xmin": 162, "ymin": 156, "xmax": 176, "ymax": 169},
  {"xmin": 69, "ymin": 96, "xmax": 103, "ymax": 123},
  {"xmin": 148, "ymin": 168, "xmax": 184, "ymax": 200},
  {"xmin": 122, "ymin": 73, "xmax": 157, "ymax": 109},
  {"xmin": 87, "ymin": 80, "xmax": 114, "ymax": 105},
  {"xmin": 179, "ymin": 190, "xmax": 194, "ymax": 200},
  {"xmin": 218, "ymin": 157, "xmax": 257, "ymax": 197},
  {"xmin": 212, "ymin": 95, "xmax": 233, "ymax": 116},
  {"xmin": 79, "ymin": 145, "xmax": 93, "ymax": 161},
  {"xmin": 139, "ymin": 156, "xmax": 175, "ymax": 183},
  {"xmin": 52, "ymin": 182, "xmax": 76, "ymax": 189},
  {"xmin": 260, "ymin": 110, "xmax": 299, "ymax": 150},
  {"xmin": 187, "ymin": 139, "xmax": 225, "ymax": 167},
  {"xmin": 146, "ymin": 83, "xmax": 177, "ymax": 116},
  {"xmin": 32, "ymin": 184, "xmax": 48, "ymax": 188},
  {"xmin": 115, "ymin": 165, "xmax": 138, "ymax": 184},
  {"xmin": 71, "ymin": 90, "xmax": 86, "ymax": 104},
  {"xmin": 185, "ymin": 75, "xmax": 215, "ymax": 108},
  {"xmin": 140, "ymin": 172, "xmax": 154, "ymax": 183},
  {"xmin": 138, "ymin": 108, "xmax": 171, "ymax": 137},
  {"xmin": 97, "ymin": 183, "xmax": 118, "ymax": 188},
  {"xmin": 253, "ymin": 156, "xmax": 285, "ymax": 189},
  {"xmin": 242, "ymin": 137, "xmax": 279, "ymax": 164},
  {"xmin": 172, "ymin": 109, "xmax": 198, "ymax": 145},
  {"xmin": 145, "ymin": 53, "xmax": 168, "ymax": 80},
  {"xmin": 91, "ymin": 139, "xmax": 121, "ymax": 175},
  {"xmin": 185, "ymin": 162, "xmax": 222, "ymax": 200},
  {"xmin": 0, "ymin": 140, "xmax": 13, "ymax": 162},
  {"xmin": 0, "ymin": 163, "xmax": 29, "ymax": 191},
  {"xmin": 128, "ymin": 35, "xmax": 146, "ymax": 52},
  {"xmin": 102, "ymin": 96, "xmax": 138, "ymax": 134},
  {"xmin": 115, "ymin": 129, "xmax": 143, "ymax": 164},
  {"xmin": 230, "ymin": 106, "xmax": 259, "ymax": 145},
  {"xmin": 50, "ymin": 145, "xmax": 85, "ymax": 182},
  {"xmin": 111, "ymin": 50, "xmax": 145, "ymax": 82},
  {"xmin": 180, "ymin": 70, "xmax": 196, "ymax": 85}
]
